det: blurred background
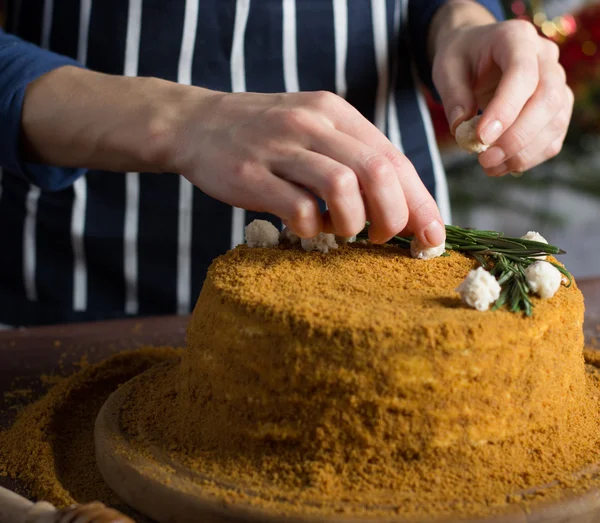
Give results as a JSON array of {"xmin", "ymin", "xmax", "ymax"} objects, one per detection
[{"xmin": 432, "ymin": 0, "xmax": 600, "ymax": 278}]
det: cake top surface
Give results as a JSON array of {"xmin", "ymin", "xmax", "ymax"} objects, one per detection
[{"xmin": 206, "ymin": 243, "xmax": 582, "ymax": 341}]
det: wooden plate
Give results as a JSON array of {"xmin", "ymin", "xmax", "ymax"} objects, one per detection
[{"xmin": 95, "ymin": 366, "xmax": 600, "ymax": 523}]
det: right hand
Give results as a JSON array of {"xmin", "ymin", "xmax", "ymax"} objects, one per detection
[
  {"xmin": 22, "ymin": 67, "xmax": 444, "ymax": 246},
  {"xmin": 172, "ymin": 90, "xmax": 445, "ymax": 245}
]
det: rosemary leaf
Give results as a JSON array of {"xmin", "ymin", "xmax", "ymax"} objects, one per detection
[{"xmin": 361, "ymin": 223, "xmax": 572, "ymax": 316}]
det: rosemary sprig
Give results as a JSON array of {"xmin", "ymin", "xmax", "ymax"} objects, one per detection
[{"xmin": 358, "ymin": 223, "xmax": 572, "ymax": 316}]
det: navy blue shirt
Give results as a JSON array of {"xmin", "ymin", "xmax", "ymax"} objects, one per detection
[{"xmin": 0, "ymin": 0, "xmax": 503, "ymax": 326}]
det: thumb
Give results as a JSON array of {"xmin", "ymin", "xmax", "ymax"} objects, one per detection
[{"xmin": 432, "ymin": 55, "xmax": 477, "ymax": 134}]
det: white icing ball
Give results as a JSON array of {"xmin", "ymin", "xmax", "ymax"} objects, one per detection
[
  {"xmin": 456, "ymin": 267, "xmax": 502, "ymax": 312},
  {"xmin": 525, "ymin": 261, "xmax": 562, "ymax": 299},
  {"xmin": 455, "ymin": 115, "xmax": 489, "ymax": 154},
  {"xmin": 335, "ymin": 235, "xmax": 357, "ymax": 244},
  {"xmin": 245, "ymin": 220, "xmax": 280, "ymax": 248},
  {"xmin": 410, "ymin": 238, "xmax": 446, "ymax": 260},
  {"xmin": 520, "ymin": 231, "xmax": 549, "ymax": 260},
  {"xmin": 521, "ymin": 231, "xmax": 548, "ymax": 245},
  {"xmin": 301, "ymin": 233, "xmax": 338, "ymax": 254},
  {"xmin": 280, "ymin": 227, "xmax": 300, "ymax": 245}
]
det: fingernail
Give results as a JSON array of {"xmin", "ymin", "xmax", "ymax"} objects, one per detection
[
  {"xmin": 485, "ymin": 163, "xmax": 508, "ymax": 177},
  {"xmin": 480, "ymin": 146, "xmax": 506, "ymax": 168},
  {"xmin": 510, "ymin": 172, "xmax": 524, "ymax": 178},
  {"xmin": 480, "ymin": 120, "xmax": 503, "ymax": 145},
  {"xmin": 423, "ymin": 220, "xmax": 445, "ymax": 247},
  {"xmin": 449, "ymin": 106, "xmax": 464, "ymax": 134}
]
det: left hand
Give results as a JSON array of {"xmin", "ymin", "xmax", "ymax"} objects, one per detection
[{"xmin": 432, "ymin": 18, "xmax": 574, "ymax": 177}]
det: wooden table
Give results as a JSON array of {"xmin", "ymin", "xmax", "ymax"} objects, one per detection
[
  {"xmin": 0, "ymin": 313, "xmax": 189, "ymax": 519},
  {"xmin": 1, "ymin": 278, "xmax": 599, "ymax": 522}
]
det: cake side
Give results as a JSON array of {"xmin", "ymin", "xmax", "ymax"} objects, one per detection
[{"xmin": 175, "ymin": 243, "xmax": 586, "ymax": 462}]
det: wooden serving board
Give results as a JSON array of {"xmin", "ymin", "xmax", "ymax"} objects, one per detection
[{"xmin": 95, "ymin": 351, "xmax": 600, "ymax": 523}]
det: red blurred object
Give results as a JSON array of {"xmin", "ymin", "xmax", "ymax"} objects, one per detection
[
  {"xmin": 425, "ymin": 92, "xmax": 453, "ymax": 147},
  {"xmin": 511, "ymin": 1, "xmax": 527, "ymax": 17},
  {"xmin": 560, "ymin": 5, "xmax": 600, "ymax": 80}
]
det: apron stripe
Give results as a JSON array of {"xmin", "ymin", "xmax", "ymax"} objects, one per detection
[
  {"xmin": 23, "ymin": 186, "xmax": 40, "ymax": 302},
  {"xmin": 77, "ymin": 0, "xmax": 91, "ymax": 63},
  {"xmin": 243, "ymin": 0, "xmax": 284, "ymax": 229},
  {"xmin": 136, "ymin": 0, "xmax": 184, "ymax": 316},
  {"xmin": 124, "ymin": 0, "xmax": 142, "ymax": 77},
  {"xmin": 124, "ymin": 173, "xmax": 140, "ymax": 315},
  {"xmin": 414, "ymin": 76, "xmax": 452, "ymax": 224},
  {"xmin": 387, "ymin": 0, "xmax": 403, "ymax": 153},
  {"xmin": 400, "ymin": 0, "xmax": 451, "ymax": 224},
  {"xmin": 71, "ymin": 177, "xmax": 88, "ymax": 311},
  {"xmin": 20, "ymin": 0, "xmax": 50, "ymax": 305},
  {"xmin": 332, "ymin": 0, "xmax": 348, "ymax": 98},
  {"xmin": 188, "ymin": 2, "xmax": 239, "ymax": 302},
  {"xmin": 175, "ymin": 0, "xmax": 199, "ymax": 315},
  {"xmin": 123, "ymin": 0, "xmax": 143, "ymax": 315},
  {"xmin": 282, "ymin": 0, "xmax": 299, "ymax": 93},
  {"xmin": 71, "ymin": 0, "xmax": 91, "ymax": 312},
  {"xmin": 41, "ymin": 0, "xmax": 53, "ymax": 49},
  {"xmin": 230, "ymin": 0, "xmax": 251, "ymax": 248},
  {"xmin": 35, "ymin": 0, "xmax": 77, "ymax": 311},
  {"xmin": 371, "ymin": 0, "xmax": 389, "ymax": 133}
]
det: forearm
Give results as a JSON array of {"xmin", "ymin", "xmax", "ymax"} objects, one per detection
[
  {"xmin": 428, "ymin": 1, "xmax": 498, "ymax": 62},
  {"xmin": 22, "ymin": 66, "xmax": 217, "ymax": 174}
]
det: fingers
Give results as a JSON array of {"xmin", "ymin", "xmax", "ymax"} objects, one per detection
[
  {"xmin": 312, "ymin": 128, "xmax": 445, "ymax": 246},
  {"xmin": 226, "ymin": 163, "xmax": 323, "ymax": 237},
  {"xmin": 308, "ymin": 129, "xmax": 408, "ymax": 243},
  {"xmin": 201, "ymin": 90, "xmax": 445, "ymax": 245},
  {"xmin": 430, "ymin": 19, "xmax": 573, "ymax": 177},
  {"xmin": 392, "ymin": 155, "xmax": 446, "ymax": 247},
  {"xmin": 303, "ymin": 93, "xmax": 445, "ymax": 245},
  {"xmin": 478, "ymin": 21, "xmax": 540, "ymax": 145},
  {"xmin": 479, "ymin": 53, "xmax": 569, "ymax": 171},
  {"xmin": 483, "ymin": 105, "xmax": 571, "ymax": 177},
  {"xmin": 432, "ymin": 52, "xmax": 478, "ymax": 133},
  {"xmin": 271, "ymin": 150, "xmax": 367, "ymax": 238}
]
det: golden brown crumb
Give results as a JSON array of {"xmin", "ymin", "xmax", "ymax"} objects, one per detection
[
  {"xmin": 2, "ymin": 243, "xmax": 599, "ymax": 522},
  {"xmin": 115, "ymin": 243, "xmax": 600, "ymax": 520},
  {"xmin": 0, "ymin": 347, "xmax": 181, "ymax": 507}
]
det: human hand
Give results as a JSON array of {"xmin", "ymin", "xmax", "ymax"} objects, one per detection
[
  {"xmin": 432, "ymin": 11, "xmax": 573, "ymax": 177},
  {"xmin": 22, "ymin": 67, "xmax": 444, "ymax": 245},
  {"xmin": 172, "ymin": 91, "xmax": 445, "ymax": 245}
]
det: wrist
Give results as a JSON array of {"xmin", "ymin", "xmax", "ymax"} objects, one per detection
[
  {"xmin": 21, "ymin": 66, "xmax": 222, "ymax": 174},
  {"xmin": 428, "ymin": 1, "xmax": 497, "ymax": 62},
  {"xmin": 87, "ymin": 75, "xmax": 222, "ymax": 175},
  {"xmin": 144, "ymin": 83, "xmax": 224, "ymax": 175}
]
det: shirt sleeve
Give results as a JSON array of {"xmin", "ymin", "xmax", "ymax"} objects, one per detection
[
  {"xmin": 0, "ymin": 29, "xmax": 87, "ymax": 191},
  {"xmin": 408, "ymin": 0, "xmax": 506, "ymax": 92}
]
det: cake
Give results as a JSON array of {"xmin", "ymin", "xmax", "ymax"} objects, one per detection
[
  {"xmin": 177, "ymin": 242, "xmax": 585, "ymax": 451},
  {"xmin": 120, "ymin": 241, "xmax": 600, "ymax": 518}
]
